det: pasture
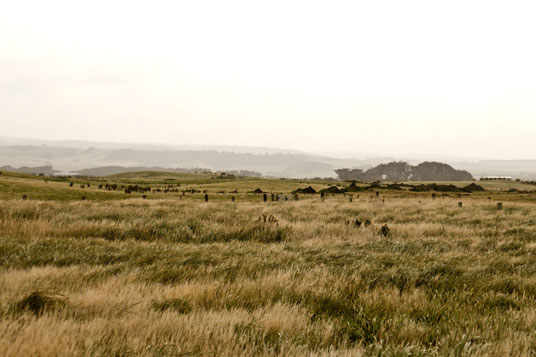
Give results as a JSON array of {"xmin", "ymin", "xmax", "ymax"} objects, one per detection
[{"xmin": 2, "ymin": 171, "xmax": 536, "ymax": 356}]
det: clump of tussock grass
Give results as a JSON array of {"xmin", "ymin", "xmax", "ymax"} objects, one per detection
[
  {"xmin": 204, "ymin": 225, "xmax": 288, "ymax": 244},
  {"xmin": 152, "ymin": 298, "xmax": 192, "ymax": 314},
  {"xmin": 9, "ymin": 207, "xmax": 42, "ymax": 220},
  {"xmin": 10, "ymin": 290, "xmax": 66, "ymax": 316},
  {"xmin": 233, "ymin": 321, "xmax": 283, "ymax": 354},
  {"xmin": 306, "ymin": 293, "xmax": 389, "ymax": 345},
  {"xmin": 379, "ymin": 224, "xmax": 390, "ymax": 237},
  {"xmin": 498, "ymin": 241, "xmax": 525, "ymax": 253},
  {"xmin": 482, "ymin": 294, "xmax": 520, "ymax": 311}
]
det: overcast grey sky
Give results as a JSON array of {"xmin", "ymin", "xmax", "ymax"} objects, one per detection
[{"xmin": 1, "ymin": 1, "xmax": 535, "ymax": 159}]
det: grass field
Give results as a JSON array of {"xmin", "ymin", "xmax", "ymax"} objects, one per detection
[{"xmin": 2, "ymin": 171, "xmax": 536, "ymax": 355}]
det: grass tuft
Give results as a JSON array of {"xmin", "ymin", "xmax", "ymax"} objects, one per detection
[
  {"xmin": 11, "ymin": 290, "xmax": 66, "ymax": 316},
  {"xmin": 151, "ymin": 298, "xmax": 193, "ymax": 314}
]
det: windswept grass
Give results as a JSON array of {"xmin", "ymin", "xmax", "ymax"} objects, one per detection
[
  {"xmin": 9, "ymin": 290, "xmax": 67, "ymax": 316},
  {"xmin": 2, "ymin": 175, "xmax": 536, "ymax": 355}
]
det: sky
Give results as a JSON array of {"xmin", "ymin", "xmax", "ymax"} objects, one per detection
[{"xmin": 1, "ymin": 0, "xmax": 535, "ymax": 159}]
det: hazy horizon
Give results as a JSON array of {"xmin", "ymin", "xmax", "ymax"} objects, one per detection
[
  {"xmin": 2, "ymin": 1, "xmax": 536, "ymax": 159},
  {"xmin": 0, "ymin": 134, "xmax": 513, "ymax": 162}
]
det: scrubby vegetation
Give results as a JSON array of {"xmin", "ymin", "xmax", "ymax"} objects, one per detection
[
  {"xmin": 336, "ymin": 161, "xmax": 473, "ymax": 182},
  {"xmin": 2, "ymin": 171, "xmax": 536, "ymax": 355}
]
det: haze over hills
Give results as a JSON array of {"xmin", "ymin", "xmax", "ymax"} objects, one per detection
[
  {"xmin": 0, "ymin": 137, "xmax": 356, "ymax": 178},
  {"xmin": 1, "ymin": 136, "xmax": 536, "ymax": 179}
]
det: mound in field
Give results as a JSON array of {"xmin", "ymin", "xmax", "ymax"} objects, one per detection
[
  {"xmin": 293, "ymin": 186, "xmax": 317, "ymax": 194},
  {"xmin": 463, "ymin": 183, "xmax": 485, "ymax": 192},
  {"xmin": 410, "ymin": 183, "xmax": 485, "ymax": 193},
  {"xmin": 410, "ymin": 184, "xmax": 466, "ymax": 193},
  {"xmin": 344, "ymin": 182, "xmax": 367, "ymax": 192},
  {"xmin": 320, "ymin": 186, "xmax": 342, "ymax": 194},
  {"xmin": 250, "ymin": 188, "xmax": 265, "ymax": 194}
]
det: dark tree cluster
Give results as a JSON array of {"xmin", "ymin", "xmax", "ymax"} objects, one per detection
[{"xmin": 335, "ymin": 161, "xmax": 473, "ymax": 182}]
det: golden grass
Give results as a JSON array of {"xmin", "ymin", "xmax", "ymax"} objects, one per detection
[{"xmin": 2, "ymin": 189, "xmax": 536, "ymax": 355}]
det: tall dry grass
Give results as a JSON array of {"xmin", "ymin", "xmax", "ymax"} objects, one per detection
[{"xmin": 2, "ymin": 196, "xmax": 536, "ymax": 355}]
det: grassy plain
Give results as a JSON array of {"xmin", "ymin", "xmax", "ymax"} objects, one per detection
[{"xmin": 2, "ymin": 171, "xmax": 536, "ymax": 356}]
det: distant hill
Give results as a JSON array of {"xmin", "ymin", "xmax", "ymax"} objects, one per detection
[
  {"xmin": 0, "ymin": 142, "xmax": 361, "ymax": 178},
  {"xmin": 0, "ymin": 165, "xmax": 59, "ymax": 176},
  {"xmin": 75, "ymin": 166, "xmax": 262, "ymax": 177},
  {"xmin": 76, "ymin": 166, "xmax": 210, "ymax": 177},
  {"xmin": 3, "ymin": 137, "xmax": 536, "ymax": 179},
  {"xmin": 335, "ymin": 161, "xmax": 473, "ymax": 182}
]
